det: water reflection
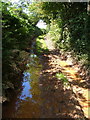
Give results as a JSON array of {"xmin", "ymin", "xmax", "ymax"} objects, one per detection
[
  {"xmin": 3, "ymin": 54, "xmax": 42, "ymax": 118},
  {"xmin": 19, "ymin": 72, "xmax": 32, "ymax": 100},
  {"xmin": 2, "ymin": 53, "xmax": 84, "ymax": 118},
  {"xmin": 15, "ymin": 54, "xmax": 42, "ymax": 118}
]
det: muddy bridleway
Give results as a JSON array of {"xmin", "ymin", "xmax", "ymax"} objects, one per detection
[
  {"xmin": 39, "ymin": 51, "xmax": 85, "ymax": 118},
  {"xmin": 3, "ymin": 37, "xmax": 89, "ymax": 119}
]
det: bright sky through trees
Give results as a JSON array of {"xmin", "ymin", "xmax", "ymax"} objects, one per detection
[
  {"xmin": 3, "ymin": 0, "xmax": 19, "ymax": 3},
  {"xmin": 10, "ymin": 0, "xmax": 19, "ymax": 3},
  {"xmin": 5, "ymin": 0, "xmax": 32, "ymax": 4},
  {"xmin": 36, "ymin": 20, "xmax": 47, "ymax": 29}
]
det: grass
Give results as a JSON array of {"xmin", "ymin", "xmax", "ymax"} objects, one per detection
[
  {"xmin": 56, "ymin": 73, "xmax": 70, "ymax": 87},
  {"xmin": 36, "ymin": 35, "xmax": 49, "ymax": 55}
]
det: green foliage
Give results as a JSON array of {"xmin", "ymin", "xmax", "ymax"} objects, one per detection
[
  {"xmin": 2, "ymin": 1, "xmax": 90, "ymax": 100},
  {"xmin": 56, "ymin": 73, "xmax": 68, "ymax": 82},
  {"xmin": 2, "ymin": 1, "xmax": 42, "ymax": 94},
  {"xmin": 35, "ymin": 35, "xmax": 48, "ymax": 55},
  {"xmin": 48, "ymin": 20, "xmax": 61, "ymax": 41},
  {"xmin": 40, "ymin": 2, "xmax": 90, "ymax": 65},
  {"xmin": 46, "ymin": 20, "xmax": 62, "ymax": 48},
  {"xmin": 56, "ymin": 73, "xmax": 69, "ymax": 87}
]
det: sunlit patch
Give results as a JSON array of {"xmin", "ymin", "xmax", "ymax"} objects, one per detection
[{"xmin": 57, "ymin": 58, "xmax": 89, "ymax": 118}]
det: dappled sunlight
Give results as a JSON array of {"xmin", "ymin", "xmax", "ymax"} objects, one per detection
[
  {"xmin": 58, "ymin": 56, "xmax": 90, "ymax": 118},
  {"xmin": 40, "ymin": 36, "xmax": 90, "ymax": 118},
  {"xmin": 2, "ymin": 1, "xmax": 90, "ymax": 119},
  {"xmin": 74, "ymin": 88, "xmax": 90, "ymax": 118},
  {"xmin": 39, "ymin": 50, "xmax": 85, "ymax": 118}
]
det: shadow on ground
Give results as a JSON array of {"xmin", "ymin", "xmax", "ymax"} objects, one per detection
[{"xmin": 38, "ymin": 49, "xmax": 89, "ymax": 119}]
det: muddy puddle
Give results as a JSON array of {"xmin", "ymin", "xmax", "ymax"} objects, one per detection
[
  {"xmin": 2, "ymin": 54, "xmax": 43, "ymax": 118},
  {"xmin": 2, "ymin": 52, "xmax": 87, "ymax": 119}
]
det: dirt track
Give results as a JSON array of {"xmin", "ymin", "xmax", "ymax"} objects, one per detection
[{"xmin": 39, "ymin": 36, "xmax": 90, "ymax": 119}]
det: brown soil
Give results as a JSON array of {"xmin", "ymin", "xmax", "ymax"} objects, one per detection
[{"xmin": 39, "ymin": 37, "xmax": 90, "ymax": 119}]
